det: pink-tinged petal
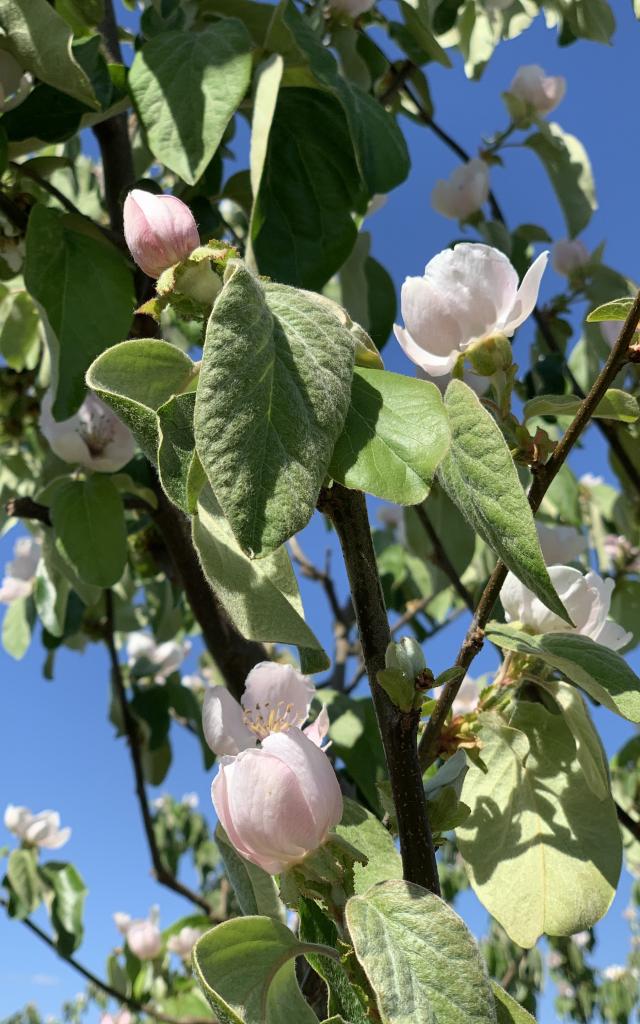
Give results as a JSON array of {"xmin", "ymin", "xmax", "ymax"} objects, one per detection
[
  {"xmin": 261, "ymin": 731, "xmax": 343, "ymax": 838},
  {"xmin": 304, "ymin": 706, "xmax": 330, "ymax": 747},
  {"xmin": 241, "ymin": 661, "xmax": 315, "ymax": 729},
  {"xmin": 393, "ymin": 325, "xmax": 461, "ymax": 377},
  {"xmin": 400, "ymin": 275, "xmax": 466, "ymax": 355},
  {"xmin": 203, "ymin": 686, "xmax": 255, "ymax": 756},
  {"xmin": 501, "ymin": 251, "xmax": 548, "ymax": 334},
  {"xmin": 124, "ymin": 190, "xmax": 200, "ymax": 278},
  {"xmin": 579, "ymin": 571, "xmax": 614, "ymax": 640},
  {"xmin": 425, "ymin": 244, "xmax": 518, "ymax": 334},
  {"xmin": 0, "ymin": 577, "xmax": 33, "ymax": 603}
]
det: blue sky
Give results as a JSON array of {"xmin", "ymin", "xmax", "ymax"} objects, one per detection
[{"xmin": 2, "ymin": 2, "xmax": 640, "ymax": 1020}]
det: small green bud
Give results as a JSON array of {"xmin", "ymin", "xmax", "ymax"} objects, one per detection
[
  {"xmin": 377, "ymin": 668, "xmax": 416, "ymax": 713},
  {"xmin": 466, "ymin": 333, "xmax": 513, "ymax": 376},
  {"xmin": 385, "ymin": 637, "xmax": 427, "ymax": 680}
]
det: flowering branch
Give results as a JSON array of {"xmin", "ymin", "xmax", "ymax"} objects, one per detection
[
  {"xmin": 418, "ymin": 289, "xmax": 640, "ymax": 769},
  {"xmin": 104, "ymin": 591, "xmax": 216, "ymax": 917},
  {"xmin": 0, "ymin": 898, "xmax": 211, "ymax": 1024},
  {"xmin": 319, "ymin": 484, "xmax": 440, "ymax": 894}
]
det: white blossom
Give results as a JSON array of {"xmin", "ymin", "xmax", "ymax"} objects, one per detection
[
  {"xmin": 431, "ymin": 159, "xmax": 489, "ymax": 221},
  {"xmin": 0, "ymin": 536, "xmax": 41, "ymax": 604},
  {"xmin": 40, "ymin": 391, "xmax": 135, "ymax": 473},
  {"xmin": 536, "ymin": 522, "xmax": 587, "ymax": 565},
  {"xmin": 552, "ymin": 239, "xmax": 590, "ymax": 277},
  {"xmin": 4, "ymin": 804, "xmax": 71, "ymax": 849},
  {"xmin": 433, "ymin": 676, "xmax": 480, "ymax": 717},
  {"xmin": 126, "ymin": 632, "xmax": 190, "ymax": 683},
  {"xmin": 508, "ymin": 64, "xmax": 566, "ymax": 115},
  {"xmin": 167, "ymin": 925, "xmax": 202, "ymax": 960},
  {"xmin": 602, "ymin": 965, "xmax": 626, "ymax": 981}
]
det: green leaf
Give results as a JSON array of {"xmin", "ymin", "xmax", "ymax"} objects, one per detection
[
  {"xmin": 611, "ymin": 579, "xmax": 640, "ymax": 652},
  {"xmin": 192, "ymin": 486, "xmax": 328, "ymax": 672},
  {"xmin": 456, "ymin": 704, "xmax": 621, "ymax": 948},
  {"xmin": 246, "ymin": 53, "xmax": 283, "ymax": 273},
  {"xmin": 346, "ymin": 879, "xmax": 497, "ymax": 1023},
  {"xmin": 129, "ymin": 21, "xmax": 252, "ymax": 185},
  {"xmin": 438, "ymin": 381, "xmax": 569, "ymax": 622},
  {"xmin": 194, "ymin": 266, "xmax": 354, "ymax": 557},
  {"xmin": 562, "ymin": 0, "xmax": 615, "ymax": 42},
  {"xmin": 586, "ymin": 297, "xmax": 634, "ymax": 322},
  {"xmin": 523, "ymin": 388, "xmax": 639, "ymax": 424},
  {"xmin": 491, "ymin": 983, "xmax": 535, "ymax": 1023},
  {"xmin": 336, "ymin": 798, "xmax": 402, "ymax": 894},
  {"xmin": 329, "ymin": 368, "xmax": 450, "ymax": 504},
  {"xmin": 39, "ymin": 862, "xmax": 87, "ymax": 955},
  {"xmin": 157, "ymin": 392, "xmax": 206, "ymax": 514},
  {"xmin": 50, "ymin": 476, "xmax": 127, "ymax": 588},
  {"xmin": 398, "ymin": 1, "xmax": 452, "ymax": 66},
  {"xmin": 33, "ymin": 554, "xmax": 70, "ymax": 638},
  {"xmin": 2, "ymin": 597, "xmax": 32, "ymax": 660},
  {"xmin": 0, "ymin": 0, "xmax": 98, "ymax": 107},
  {"xmin": 86, "ymin": 339, "xmax": 196, "ymax": 459},
  {"xmin": 25, "ymin": 206, "xmax": 134, "ymax": 418},
  {"xmin": 193, "ymin": 915, "xmax": 337, "ymax": 1024},
  {"xmin": 364, "ymin": 256, "xmax": 396, "ymax": 351},
  {"xmin": 535, "ymin": 679, "xmax": 610, "ymax": 801},
  {"xmin": 216, "ymin": 824, "xmax": 283, "ymax": 920},
  {"xmin": 485, "ymin": 623, "xmax": 640, "ymax": 722},
  {"xmin": 316, "ymin": 690, "xmax": 386, "ymax": 812},
  {"xmin": 524, "ymin": 123, "xmax": 596, "ymax": 237},
  {"xmin": 252, "ymin": 86, "xmax": 364, "ymax": 290},
  {"xmin": 298, "ymin": 899, "xmax": 369, "ymax": 1024},
  {"xmin": 7, "ymin": 849, "xmax": 41, "ymax": 917},
  {"xmin": 0, "ymin": 291, "xmax": 41, "ymax": 371}
]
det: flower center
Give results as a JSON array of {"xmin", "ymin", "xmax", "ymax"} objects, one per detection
[
  {"xmin": 77, "ymin": 410, "xmax": 115, "ymax": 457},
  {"xmin": 243, "ymin": 700, "xmax": 303, "ymax": 740}
]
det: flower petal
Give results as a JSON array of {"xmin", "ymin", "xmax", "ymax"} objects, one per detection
[
  {"xmin": 241, "ymin": 661, "xmax": 315, "ymax": 729},
  {"xmin": 501, "ymin": 250, "xmax": 548, "ymax": 334},
  {"xmin": 203, "ymin": 686, "xmax": 255, "ymax": 756}
]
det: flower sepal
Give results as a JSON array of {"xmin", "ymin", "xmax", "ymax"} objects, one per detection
[
  {"xmin": 136, "ymin": 241, "xmax": 238, "ymax": 322},
  {"xmin": 279, "ymin": 832, "xmax": 367, "ymax": 919},
  {"xmin": 466, "ymin": 332, "xmax": 513, "ymax": 376}
]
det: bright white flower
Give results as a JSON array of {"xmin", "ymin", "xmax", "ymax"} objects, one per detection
[
  {"xmin": 151, "ymin": 795, "xmax": 170, "ymax": 812},
  {"xmin": 113, "ymin": 912, "xmax": 132, "ymax": 935},
  {"xmin": 547, "ymin": 951, "xmax": 563, "ymax": 969},
  {"xmin": 556, "ymin": 981, "xmax": 575, "ymax": 999},
  {"xmin": 431, "ymin": 159, "xmax": 489, "ymax": 221},
  {"xmin": 508, "ymin": 64, "xmax": 566, "ymax": 115},
  {"xmin": 536, "ymin": 523, "xmax": 587, "ymax": 565},
  {"xmin": 433, "ymin": 676, "xmax": 479, "ymax": 717},
  {"xmin": 167, "ymin": 925, "xmax": 202, "ymax": 960},
  {"xmin": 580, "ymin": 473, "xmax": 604, "ymax": 489},
  {"xmin": 181, "ymin": 792, "xmax": 199, "ymax": 809},
  {"xmin": 602, "ymin": 965, "xmax": 626, "ymax": 982},
  {"xmin": 573, "ymin": 930, "xmax": 590, "ymax": 948},
  {"xmin": 40, "ymin": 391, "xmax": 135, "ymax": 473},
  {"xmin": 126, "ymin": 632, "xmax": 190, "ymax": 683},
  {"xmin": 552, "ymin": 239, "xmax": 590, "ymax": 277},
  {"xmin": 328, "ymin": 0, "xmax": 375, "ymax": 16},
  {"xmin": 0, "ymin": 536, "xmax": 41, "ymax": 604},
  {"xmin": 394, "ymin": 243, "xmax": 548, "ymax": 377},
  {"xmin": 125, "ymin": 916, "xmax": 162, "ymax": 960},
  {"xmin": 181, "ymin": 673, "xmax": 206, "ymax": 692},
  {"xmin": 0, "ymin": 51, "xmax": 32, "ymax": 113},
  {"xmin": 4, "ymin": 804, "xmax": 71, "ymax": 849},
  {"xmin": 202, "ymin": 661, "xmax": 327, "ymax": 757},
  {"xmin": 502, "ymin": 565, "xmax": 632, "ymax": 651}
]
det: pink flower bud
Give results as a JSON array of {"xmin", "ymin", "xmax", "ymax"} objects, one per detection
[
  {"xmin": 508, "ymin": 64, "xmax": 566, "ymax": 116},
  {"xmin": 126, "ymin": 918, "xmax": 162, "ymax": 960},
  {"xmin": 552, "ymin": 239, "xmax": 590, "ymax": 277},
  {"xmin": 431, "ymin": 159, "xmax": 489, "ymax": 221},
  {"xmin": 212, "ymin": 729, "xmax": 343, "ymax": 875},
  {"xmin": 123, "ymin": 189, "xmax": 200, "ymax": 278}
]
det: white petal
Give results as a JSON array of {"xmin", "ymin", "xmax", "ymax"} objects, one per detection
[
  {"xmin": 202, "ymin": 686, "xmax": 255, "ymax": 756},
  {"xmin": 501, "ymin": 251, "xmax": 548, "ymax": 334},
  {"xmin": 241, "ymin": 661, "xmax": 315, "ymax": 728},
  {"xmin": 593, "ymin": 620, "xmax": 633, "ymax": 652},
  {"xmin": 304, "ymin": 706, "xmax": 331, "ymax": 747},
  {"xmin": 394, "ymin": 325, "xmax": 461, "ymax": 377}
]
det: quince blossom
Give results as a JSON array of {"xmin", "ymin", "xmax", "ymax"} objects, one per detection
[
  {"xmin": 394, "ymin": 243, "xmax": 548, "ymax": 377},
  {"xmin": 431, "ymin": 159, "xmax": 489, "ymax": 221},
  {"xmin": 536, "ymin": 523, "xmax": 587, "ymax": 565},
  {"xmin": 40, "ymin": 391, "xmax": 135, "ymax": 473},
  {"xmin": 124, "ymin": 190, "xmax": 200, "ymax": 279},
  {"xmin": 508, "ymin": 64, "xmax": 566, "ymax": 115},
  {"xmin": 552, "ymin": 239, "xmax": 590, "ymax": 277},
  {"xmin": 4, "ymin": 804, "xmax": 71, "ymax": 849},
  {"xmin": 126, "ymin": 632, "xmax": 190, "ymax": 683},
  {"xmin": 0, "ymin": 535, "xmax": 41, "ymax": 604},
  {"xmin": 115, "ymin": 908, "xmax": 162, "ymax": 960},
  {"xmin": 167, "ymin": 925, "xmax": 202, "ymax": 960}
]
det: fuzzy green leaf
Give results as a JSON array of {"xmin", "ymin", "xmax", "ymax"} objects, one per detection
[
  {"xmin": 523, "ymin": 389, "xmax": 639, "ymax": 424},
  {"xmin": 586, "ymin": 297, "xmax": 634, "ymax": 323},
  {"xmin": 524, "ymin": 123, "xmax": 596, "ymax": 237},
  {"xmin": 50, "ymin": 476, "xmax": 127, "ymax": 588}
]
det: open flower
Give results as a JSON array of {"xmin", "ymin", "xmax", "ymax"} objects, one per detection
[
  {"xmin": 502, "ymin": 565, "xmax": 632, "ymax": 651},
  {"xmin": 431, "ymin": 159, "xmax": 489, "ymax": 221},
  {"xmin": 433, "ymin": 675, "xmax": 480, "ymax": 717},
  {"xmin": 202, "ymin": 661, "xmax": 329, "ymax": 757},
  {"xmin": 40, "ymin": 391, "xmax": 135, "ymax": 473},
  {"xmin": 0, "ymin": 536, "xmax": 41, "ymax": 604},
  {"xmin": 167, "ymin": 925, "xmax": 202, "ymax": 960},
  {"xmin": 508, "ymin": 64, "xmax": 566, "ymax": 115},
  {"xmin": 536, "ymin": 523, "xmax": 587, "ymax": 565},
  {"xmin": 118, "ymin": 909, "xmax": 162, "ymax": 960},
  {"xmin": 552, "ymin": 239, "xmax": 590, "ymax": 277},
  {"xmin": 4, "ymin": 805, "xmax": 71, "ymax": 849},
  {"xmin": 124, "ymin": 190, "xmax": 200, "ymax": 278},
  {"xmin": 212, "ymin": 729, "xmax": 343, "ymax": 875},
  {"xmin": 394, "ymin": 243, "xmax": 548, "ymax": 376},
  {"xmin": 126, "ymin": 632, "xmax": 190, "ymax": 683}
]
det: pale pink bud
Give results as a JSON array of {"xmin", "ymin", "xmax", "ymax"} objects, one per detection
[
  {"xmin": 167, "ymin": 925, "xmax": 202, "ymax": 959},
  {"xmin": 123, "ymin": 189, "xmax": 200, "ymax": 278},
  {"xmin": 509, "ymin": 65, "xmax": 566, "ymax": 115},
  {"xmin": 126, "ymin": 918, "xmax": 162, "ymax": 960},
  {"xmin": 431, "ymin": 159, "xmax": 489, "ymax": 221},
  {"xmin": 502, "ymin": 565, "xmax": 632, "ymax": 651},
  {"xmin": 328, "ymin": 0, "xmax": 375, "ymax": 16},
  {"xmin": 394, "ymin": 243, "xmax": 548, "ymax": 377},
  {"xmin": 212, "ymin": 729, "xmax": 343, "ymax": 874},
  {"xmin": 552, "ymin": 239, "xmax": 590, "ymax": 277}
]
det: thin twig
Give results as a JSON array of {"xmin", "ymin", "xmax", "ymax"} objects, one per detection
[
  {"xmin": 0, "ymin": 898, "xmax": 211, "ymax": 1024},
  {"xmin": 616, "ymin": 801, "xmax": 640, "ymax": 843},
  {"xmin": 104, "ymin": 591, "xmax": 215, "ymax": 917},
  {"xmin": 418, "ymin": 289, "xmax": 640, "ymax": 769},
  {"xmin": 413, "ymin": 504, "xmax": 475, "ymax": 612}
]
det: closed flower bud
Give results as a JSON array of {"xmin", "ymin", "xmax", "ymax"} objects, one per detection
[
  {"xmin": 502, "ymin": 565, "xmax": 632, "ymax": 651},
  {"xmin": 126, "ymin": 917, "xmax": 162, "ymax": 960},
  {"xmin": 212, "ymin": 729, "xmax": 343, "ymax": 875},
  {"xmin": 39, "ymin": 391, "xmax": 135, "ymax": 473},
  {"xmin": 466, "ymin": 332, "xmax": 513, "ymax": 376},
  {"xmin": 385, "ymin": 637, "xmax": 426, "ymax": 680},
  {"xmin": 508, "ymin": 64, "xmax": 566, "ymax": 116},
  {"xmin": 328, "ymin": 0, "xmax": 375, "ymax": 16},
  {"xmin": 431, "ymin": 159, "xmax": 489, "ymax": 221},
  {"xmin": 394, "ymin": 243, "xmax": 548, "ymax": 377},
  {"xmin": 167, "ymin": 926, "xmax": 202, "ymax": 960},
  {"xmin": 552, "ymin": 239, "xmax": 590, "ymax": 277},
  {"xmin": 123, "ymin": 190, "xmax": 200, "ymax": 278}
]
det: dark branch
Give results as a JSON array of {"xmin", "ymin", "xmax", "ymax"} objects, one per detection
[
  {"xmin": 0, "ymin": 898, "xmax": 211, "ymax": 1024},
  {"xmin": 319, "ymin": 484, "xmax": 440, "ymax": 894},
  {"xmin": 413, "ymin": 504, "xmax": 475, "ymax": 612},
  {"xmin": 616, "ymin": 801, "xmax": 640, "ymax": 843},
  {"xmin": 104, "ymin": 590, "xmax": 216, "ymax": 916}
]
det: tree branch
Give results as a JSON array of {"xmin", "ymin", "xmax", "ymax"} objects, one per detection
[
  {"xmin": 0, "ymin": 898, "xmax": 211, "ymax": 1024},
  {"xmin": 418, "ymin": 289, "xmax": 640, "ymax": 769},
  {"xmin": 104, "ymin": 590, "xmax": 216, "ymax": 917},
  {"xmin": 616, "ymin": 801, "xmax": 640, "ymax": 843},
  {"xmin": 319, "ymin": 484, "xmax": 440, "ymax": 894},
  {"xmin": 413, "ymin": 504, "xmax": 475, "ymax": 612}
]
